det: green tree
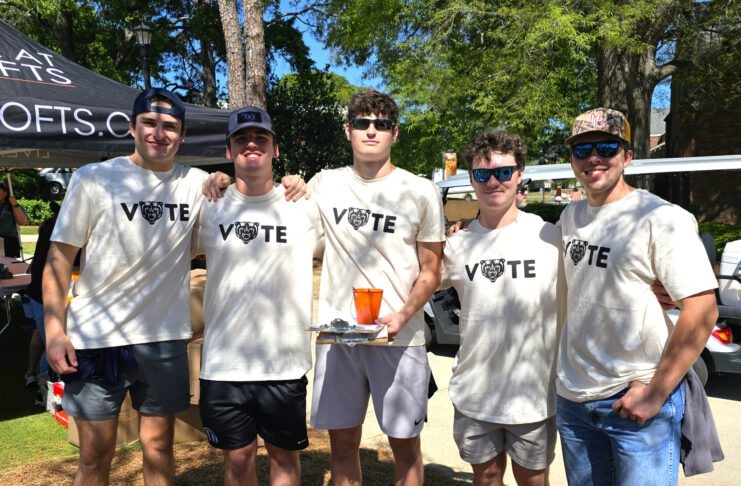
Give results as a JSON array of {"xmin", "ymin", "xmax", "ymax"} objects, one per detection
[
  {"xmin": 268, "ymin": 71, "xmax": 355, "ymax": 181},
  {"xmin": 306, "ymin": 0, "xmax": 741, "ymax": 164}
]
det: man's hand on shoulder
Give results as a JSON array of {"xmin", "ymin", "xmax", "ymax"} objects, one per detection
[
  {"xmin": 611, "ymin": 381, "xmax": 665, "ymax": 426},
  {"xmin": 281, "ymin": 175, "xmax": 310, "ymax": 202},
  {"xmin": 446, "ymin": 219, "xmax": 473, "ymax": 237},
  {"xmin": 202, "ymin": 171, "xmax": 231, "ymax": 201}
]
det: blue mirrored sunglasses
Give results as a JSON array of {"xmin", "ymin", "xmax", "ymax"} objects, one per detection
[
  {"xmin": 571, "ymin": 141, "xmax": 622, "ymax": 160},
  {"xmin": 471, "ymin": 166, "xmax": 517, "ymax": 183}
]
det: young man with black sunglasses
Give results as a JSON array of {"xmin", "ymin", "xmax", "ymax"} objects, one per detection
[
  {"xmin": 556, "ymin": 108, "xmax": 719, "ymax": 485},
  {"xmin": 441, "ymin": 130, "xmax": 563, "ymax": 486},
  {"xmin": 307, "ymin": 88, "xmax": 445, "ymax": 486}
]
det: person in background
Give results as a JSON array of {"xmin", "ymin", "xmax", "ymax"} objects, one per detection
[
  {"xmin": 515, "ymin": 177, "xmax": 530, "ymax": 209},
  {"xmin": 0, "ymin": 181, "xmax": 28, "ymax": 257},
  {"xmin": 24, "ymin": 202, "xmax": 61, "ymax": 391}
]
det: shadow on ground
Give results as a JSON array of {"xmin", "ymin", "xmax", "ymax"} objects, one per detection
[
  {"xmin": 1, "ymin": 429, "xmax": 474, "ymax": 485},
  {"xmin": 705, "ymin": 373, "xmax": 741, "ymax": 401}
]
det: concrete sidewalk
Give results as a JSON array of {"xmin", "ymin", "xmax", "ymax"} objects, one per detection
[{"xmin": 307, "ymin": 339, "xmax": 740, "ymax": 485}]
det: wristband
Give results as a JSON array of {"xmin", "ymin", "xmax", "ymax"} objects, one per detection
[{"xmin": 13, "ymin": 204, "xmax": 19, "ymax": 208}]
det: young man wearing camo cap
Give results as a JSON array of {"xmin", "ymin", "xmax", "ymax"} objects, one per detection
[{"xmin": 555, "ymin": 107, "xmax": 719, "ymax": 485}]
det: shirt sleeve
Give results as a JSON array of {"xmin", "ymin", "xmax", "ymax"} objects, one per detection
[
  {"xmin": 50, "ymin": 170, "xmax": 93, "ymax": 249},
  {"xmin": 417, "ymin": 179, "xmax": 446, "ymax": 242},
  {"xmin": 651, "ymin": 207, "xmax": 718, "ymax": 301}
]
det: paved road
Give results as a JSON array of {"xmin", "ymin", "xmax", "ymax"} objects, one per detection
[{"xmin": 308, "ymin": 340, "xmax": 740, "ymax": 485}]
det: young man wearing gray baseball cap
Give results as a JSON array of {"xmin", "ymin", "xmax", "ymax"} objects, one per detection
[
  {"xmin": 555, "ymin": 107, "xmax": 719, "ymax": 485},
  {"xmin": 194, "ymin": 105, "xmax": 322, "ymax": 486}
]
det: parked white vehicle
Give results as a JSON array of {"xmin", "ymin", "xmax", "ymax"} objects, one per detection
[{"xmin": 40, "ymin": 167, "xmax": 74, "ymax": 196}]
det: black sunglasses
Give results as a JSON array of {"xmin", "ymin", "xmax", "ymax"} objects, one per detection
[
  {"xmin": 349, "ymin": 118, "xmax": 395, "ymax": 131},
  {"xmin": 471, "ymin": 166, "xmax": 517, "ymax": 183},
  {"xmin": 571, "ymin": 141, "xmax": 623, "ymax": 160}
]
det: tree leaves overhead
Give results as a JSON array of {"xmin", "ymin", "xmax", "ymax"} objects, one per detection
[{"xmin": 307, "ymin": 0, "xmax": 740, "ymax": 170}]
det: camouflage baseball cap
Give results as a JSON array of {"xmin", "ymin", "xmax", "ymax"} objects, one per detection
[{"xmin": 565, "ymin": 108, "xmax": 631, "ymax": 145}]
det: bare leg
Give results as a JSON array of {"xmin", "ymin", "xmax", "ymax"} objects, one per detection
[
  {"xmin": 329, "ymin": 426, "xmax": 363, "ymax": 486},
  {"xmin": 264, "ymin": 441, "xmax": 300, "ymax": 486},
  {"xmin": 25, "ymin": 328, "xmax": 43, "ymax": 377},
  {"xmin": 223, "ymin": 440, "xmax": 259, "ymax": 486},
  {"xmin": 512, "ymin": 461, "xmax": 549, "ymax": 486},
  {"xmin": 72, "ymin": 417, "xmax": 118, "ymax": 486},
  {"xmin": 471, "ymin": 451, "xmax": 507, "ymax": 486},
  {"xmin": 388, "ymin": 435, "xmax": 423, "ymax": 486},
  {"xmin": 139, "ymin": 413, "xmax": 175, "ymax": 486}
]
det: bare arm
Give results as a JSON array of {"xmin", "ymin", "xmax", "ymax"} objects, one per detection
[
  {"xmin": 377, "ymin": 241, "xmax": 443, "ymax": 341},
  {"xmin": 9, "ymin": 195, "xmax": 27, "ymax": 225},
  {"xmin": 612, "ymin": 289, "xmax": 718, "ymax": 425},
  {"xmin": 43, "ymin": 242, "xmax": 81, "ymax": 374}
]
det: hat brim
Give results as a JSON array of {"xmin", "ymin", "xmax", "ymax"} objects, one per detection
[{"xmin": 565, "ymin": 130, "xmax": 629, "ymax": 146}]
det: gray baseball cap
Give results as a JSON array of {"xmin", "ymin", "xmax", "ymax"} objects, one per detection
[{"xmin": 226, "ymin": 106, "xmax": 276, "ymax": 140}]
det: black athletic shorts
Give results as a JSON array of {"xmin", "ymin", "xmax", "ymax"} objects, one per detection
[{"xmin": 199, "ymin": 376, "xmax": 309, "ymax": 451}]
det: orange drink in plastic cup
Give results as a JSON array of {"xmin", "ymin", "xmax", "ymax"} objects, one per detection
[{"xmin": 353, "ymin": 288, "xmax": 383, "ymax": 324}]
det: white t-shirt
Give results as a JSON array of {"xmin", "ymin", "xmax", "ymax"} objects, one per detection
[
  {"xmin": 51, "ymin": 156, "xmax": 207, "ymax": 349},
  {"xmin": 308, "ymin": 166, "xmax": 446, "ymax": 346},
  {"xmin": 442, "ymin": 213, "xmax": 564, "ymax": 424},
  {"xmin": 195, "ymin": 184, "xmax": 323, "ymax": 381},
  {"xmin": 556, "ymin": 189, "xmax": 718, "ymax": 401}
]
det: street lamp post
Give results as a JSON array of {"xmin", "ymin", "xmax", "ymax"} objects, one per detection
[{"xmin": 133, "ymin": 23, "xmax": 153, "ymax": 89}]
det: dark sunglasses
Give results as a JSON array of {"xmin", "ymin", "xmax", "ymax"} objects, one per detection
[
  {"xmin": 570, "ymin": 141, "xmax": 622, "ymax": 160},
  {"xmin": 518, "ymin": 187, "xmax": 527, "ymax": 194},
  {"xmin": 471, "ymin": 166, "xmax": 517, "ymax": 183},
  {"xmin": 349, "ymin": 117, "xmax": 395, "ymax": 131}
]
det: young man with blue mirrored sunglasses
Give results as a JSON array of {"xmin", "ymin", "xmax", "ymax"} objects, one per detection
[
  {"xmin": 441, "ymin": 130, "xmax": 563, "ymax": 486},
  {"xmin": 556, "ymin": 108, "xmax": 719, "ymax": 485}
]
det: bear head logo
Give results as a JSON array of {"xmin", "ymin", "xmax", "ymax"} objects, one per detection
[
  {"xmin": 569, "ymin": 239, "xmax": 588, "ymax": 265},
  {"xmin": 347, "ymin": 207, "xmax": 371, "ymax": 230},
  {"xmin": 480, "ymin": 258, "xmax": 505, "ymax": 283},
  {"xmin": 235, "ymin": 221, "xmax": 260, "ymax": 244},
  {"xmin": 139, "ymin": 201, "xmax": 163, "ymax": 225}
]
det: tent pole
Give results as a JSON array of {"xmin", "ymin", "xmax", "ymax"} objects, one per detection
[{"xmin": 6, "ymin": 173, "xmax": 24, "ymax": 262}]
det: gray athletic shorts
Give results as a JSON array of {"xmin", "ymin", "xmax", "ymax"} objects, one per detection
[
  {"xmin": 310, "ymin": 343, "xmax": 430, "ymax": 439},
  {"xmin": 62, "ymin": 340, "xmax": 190, "ymax": 420},
  {"xmin": 453, "ymin": 410, "xmax": 557, "ymax": 470}
]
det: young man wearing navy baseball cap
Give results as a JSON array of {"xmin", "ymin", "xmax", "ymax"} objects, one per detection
[
  {"xmin": 43, "ymin": 87, "xmax": 208, "ymax": 486},
  {"xmin": 193, "ymin": 106, "xmax": 322, "ymax": 485}
]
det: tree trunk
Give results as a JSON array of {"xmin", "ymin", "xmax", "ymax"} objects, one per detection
[
  {"xmin": 597, "ymin": 46, "xmax": 657, "ymax": 160},
  {"xmin": 243, "ymin": 0, "xmax": 267, "ymax": 109},
  {"xmin": 201, "ymin": 39, "xmax": 218, "ymax": 107},
  {"xmin": 217, "ymin": 0, "xmax": 246, "ymax": 108}
]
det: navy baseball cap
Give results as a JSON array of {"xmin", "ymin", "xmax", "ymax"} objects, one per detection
[
  {"xmin": 226, "ymin": 106, "xmax": 276, "ymax": 140},
  {"xmin": 131, "ymin": 88, "xmax": 186, "ymax": 122}
]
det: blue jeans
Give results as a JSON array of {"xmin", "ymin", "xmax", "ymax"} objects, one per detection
[{"xmin": 556, "ymin": 382, "xmax": 685, "ymax": 486}]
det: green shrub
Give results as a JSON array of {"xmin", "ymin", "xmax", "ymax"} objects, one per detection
[
  {"xmin": 698, "ymin": 222, "xmax": 741, "ymax": 262},
  {"xmin": 17, "ymin": 199, "xmax": 53, "ymax": 225},
  {"xmin": 0, "ymin": 170, "xmax": 51, "ymax": 200},
  {"xmin": 521, "ymin": 203, "xmax": 567, "ymax": 224}
]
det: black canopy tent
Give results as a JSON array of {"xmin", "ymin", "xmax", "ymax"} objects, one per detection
[{"xmin": 0, "ymin": 20, "xmax": 229, "ymax": 168}]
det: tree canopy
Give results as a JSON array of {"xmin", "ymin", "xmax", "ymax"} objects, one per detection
[{"xmin": 306, "ymin": 0, "xmax": 741, "ymax": 169}]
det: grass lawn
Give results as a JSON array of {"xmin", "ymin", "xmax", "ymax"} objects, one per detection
[{"xmin": 0, "ymin": 301, "xmax": 77, "ymax": 471}]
